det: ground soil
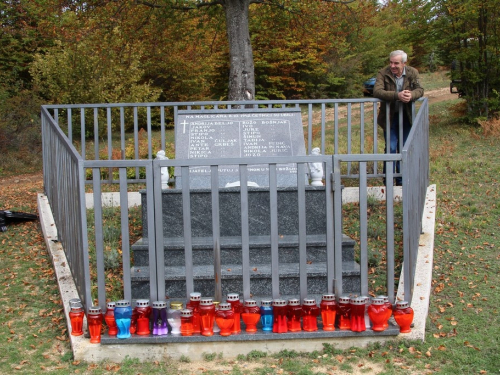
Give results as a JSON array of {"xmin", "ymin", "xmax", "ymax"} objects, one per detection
[{"xmin": 425, "ymin": 87, "xmax": 457, "ymax": 104}]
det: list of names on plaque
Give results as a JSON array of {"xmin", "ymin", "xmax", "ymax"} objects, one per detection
[
  {"xmin": 180, "ymin": 115, "xmax": 297, "ymax": 160},
  {"xmin": 188, "ymin": 120, "xmax": 240, "ymax": 159},
  {"xmin": 175, "ymin": 111, "xmax": 305, "ymax": 178}
]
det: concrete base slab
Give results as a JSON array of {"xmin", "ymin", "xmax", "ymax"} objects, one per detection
[
  {"xmin": 79, "ymin": 335, "xmax": 398, "ymax": 362},
  {"xmin": 37, "ymin": 185, "xmax": 436, "ymax": 362},
  {"xmin": 83, "ymin": 186, "xmax": 402, "ymax": 210}
]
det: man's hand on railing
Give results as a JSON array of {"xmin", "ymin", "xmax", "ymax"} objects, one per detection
[{"xmin": 398, "ymin": 90, "xmax": 412, "ymax": 103}]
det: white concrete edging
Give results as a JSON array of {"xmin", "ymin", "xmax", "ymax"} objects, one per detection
[{"xmin": 396, "ymin": 184, "xmax": 436, "ymax": 341}]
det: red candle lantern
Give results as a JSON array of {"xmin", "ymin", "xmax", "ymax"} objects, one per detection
[
  {"xmin": 180, "ymin": 309, "xmax": 194, "ymax": 336},
  {"xmin": 287, "ymin": 298, "xmax": 302, "ymax": 332},
  {"xmin": 376, "ymin": 295, "xmax": 393, "ymax": 329},
  {"xmin": 215, "ymin": 302, "xmax": 234, "ymax": 336},
  {"xmin": 134, "ymin": 299, "xmax": 152, "ymax": 335},
  {"xmin": 69, "ymin": 302, "xmax": 84, "ymax": 336},
  {"xmin": 104, "ymin": 301, "xmax": 118, "ymax": 336},
  {"xmin": 242, "ymin": 300, "xmax": 261, "ymax": 333},
  {"xmin": 349, "ymin": 297, "xmax": 366, "ymax": 332},
  {"xmin": 337, "ymin": 295, "xmax": 351, "ymax": 330},
  {"xmin": 186, "ymin": 292, "xmax": 202, "ymax": 334},
  {"xmin": 87, "ymin": 306, "xmax": 103, "ymax": 343},
  {"xmin": 199, "ymin": 298, "xmax": 215, "ymax": 336},
  {"xmin": 227, "ymin": 293, "xmax": 243, "ymax": 334},
  {"xmin": 393, "ymin": 301, "xmax": 414, "ymax": 333},
  {"xmin": 320, "ymin": 294, "xmax": 337, "ymax": 331},
  {"xmin": 367, "ymin": 297, "xmax": 389, "ymax": 331},
  {"xmin": 302, "ymin": 298, "xmax": 320, "ymax": 332},
  {"xmin": 272, "ymin": 299, "xmax": 288, "ymax": 333}
]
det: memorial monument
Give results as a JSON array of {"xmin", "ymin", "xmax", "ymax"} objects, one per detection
[{"xmin": 131, "ymin": 109, "xmax": 360, "ymax": 300}]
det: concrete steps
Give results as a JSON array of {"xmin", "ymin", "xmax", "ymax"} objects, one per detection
[
  {"xmin": 130, "ymin": 187, "xmax": 361, "ymax": 300},
  {"xmin": 131, "ymin": 234, "xmax": 360, "ymax": 299}
]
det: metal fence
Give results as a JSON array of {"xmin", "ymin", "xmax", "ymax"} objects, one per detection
[{"xmin": 41, "ymin": 98, "xmax": 429, "ymax": 318}]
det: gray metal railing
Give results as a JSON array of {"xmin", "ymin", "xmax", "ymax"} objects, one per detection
[{"xmin": 41, "ymin": 97, "xmax": 429, "ymax": 315}]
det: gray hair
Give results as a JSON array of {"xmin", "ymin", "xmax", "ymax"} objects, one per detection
[{"xmin": 390, "ymin": 50, "xmax": 407, "ymax": 63}]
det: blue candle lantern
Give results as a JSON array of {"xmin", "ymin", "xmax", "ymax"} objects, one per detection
[
  {"xmin": 260, "ymin": 299, "xmax": 273, "ymax": 332},
  {"xmin": 115, "ymin": 300, "xmax": 132, "ymax": 339}
]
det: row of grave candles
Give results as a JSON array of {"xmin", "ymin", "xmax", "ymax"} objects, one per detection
[{"xmin": 69, "ymin": 293, "xmax": 414, "ymax": 343}]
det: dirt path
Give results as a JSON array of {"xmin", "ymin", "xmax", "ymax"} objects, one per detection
[{"xmin": 426, "ymin": 87, "xmax": 457, "ymax": 104}]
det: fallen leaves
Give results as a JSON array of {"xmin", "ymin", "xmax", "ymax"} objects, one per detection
[{"xmin": 464, "ymin": 341, "xmax": 481, "ymax": 351}]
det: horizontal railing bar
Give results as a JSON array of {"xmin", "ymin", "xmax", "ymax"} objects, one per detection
[
  {"xmin": 335, "ymin": 154, "xmax": 402, "ymax": 162},
  {"xmin": 42, "ymin": 99, "xmax": 381, "ymax": 110},
  {"xmin": 82, "ymin": 156, "xmax": 402, "ymax": 170}
]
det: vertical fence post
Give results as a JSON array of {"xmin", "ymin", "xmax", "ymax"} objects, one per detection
[
  {"xmin": 181, "ymin": 166, "xmax": 194, "ymax": 296},
  {"xmin": 269, "ymin": 164, "xmax": 280, "ymax": 299},
  {"xmin": 297, "ymin": 163, "xmax": 307, "ymax": 300},
  {"xmin": 211, "ymin": 165, "xmax": 222, "ymax": 303},
  {"xmin": 153, "ymin": 159, "xmax": 165, "ymax": 301},
  {"xmin": 240, "ymin": 165, "xmax": 251, "ymax": 300},
  {"xmin": 333, "ymin": 155, "xmax": 343, "ymax": 297},
  {"xmin": 358, "ymin": 162, "xmax": 369, "ymax": 297}
]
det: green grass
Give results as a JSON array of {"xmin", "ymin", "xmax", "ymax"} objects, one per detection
[
  {"xmin": 419, "ymin": 70, "xmax": 451, "ymax": 92},
  {"xmin": 86, "ymin": 205, "xmax": 143, "ymax": 304},
  {"xmin": 1, "ymin": 80, "xmax": 499, "ymax": 373}
]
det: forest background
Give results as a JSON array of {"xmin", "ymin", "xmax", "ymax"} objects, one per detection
[{"xmin": 1, "ymin": 0, "xmax": 500, "ymax": 173}]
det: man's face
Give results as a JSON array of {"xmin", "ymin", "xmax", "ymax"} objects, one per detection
[{"xmin": 390, "ymin": 55, "xmax": 406, "ymax": 77}]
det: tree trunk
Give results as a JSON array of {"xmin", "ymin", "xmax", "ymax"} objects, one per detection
[{"xmin": 224, "ymin": 0, "xmax": 255, "ymax": 101}]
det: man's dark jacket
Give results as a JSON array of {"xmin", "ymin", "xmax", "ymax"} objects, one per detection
[{"xmin": 373, "ymin": 65, "xmax": 424, "ymax": 128}]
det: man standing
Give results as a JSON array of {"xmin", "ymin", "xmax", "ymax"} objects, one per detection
[{"xmin": 373, "ymin": 50, "xmax": 424, "ymax": 185}]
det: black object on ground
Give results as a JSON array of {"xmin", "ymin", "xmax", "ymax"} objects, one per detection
[{"xmin": 0, "ymin": 210, "xmax": 38, "ymax": 232}]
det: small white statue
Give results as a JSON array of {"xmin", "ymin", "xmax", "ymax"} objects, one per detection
[
  {"xmin": 155, "ymin": 150, "xmax": 169, "ymax": 186},
  {"xmin": 308, "ymin": 147, "xmax": 324, "ymax": 186}
]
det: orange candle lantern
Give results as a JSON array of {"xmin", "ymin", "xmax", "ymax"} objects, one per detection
[
  {"xmin": 320, "ymin": 294, "xmax": 337, "ymax": 331},
  {"xmin": 215, "ymin": 302, "xmax": 234, "ymax": 336},
  {"xmin": 104, "ymin": 301, "xmax": 118, "ymax": 336},
  {"xmin": 287, "ymin": 298, "xmax": 302, "ymax": 332},
  {"xmin": 337, "ymin": 295, "xmax": 351, "ymax": 330},
  {"xmin": 199, "ymin": 298, "xmax": 215, "ymax": 336},
  {"xmin": 349, "ymin": 297, "xmax": 366, "ymax": 332},
  {"xmin": 134, "ymin": 299, "xmax": 152, "ymax": 335},
  {"xmin": 242, "ymin": 299, "xmax": 261, "ymax": 333},
  {"xmin": 227, "ymin": 293, "xmax": 243, "ymax": 334},
  {"xmin": 367, "ymin": 297, "xmax": 389, "ymax": 331},
  {"xmin": 180, "ymin": 309, "xmax": 194, "ymax": 336},
  {"xmin": 69, "ymin": 302, "xmax": 84, "ymax": 336},
  {"xmin": 186, "ymin": 292, "xmax": 202, "ymax": 334},
  {"xmin": 393, "ymin": 301, "xmax": 414, "ymax": 333},
  {"xmin": 302, "ymin": 298, "xmax": 320, "ymax": 332},
  {"xmin": 87, "ymin": 306, "xmax": 103, "ymax": 343},
  {"xmin": 272, "ymin": 299, "xmax": 288, "ymax": 333}
]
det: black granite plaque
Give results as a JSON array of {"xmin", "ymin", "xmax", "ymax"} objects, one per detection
[{"xmin": 175, "ymin": 109, "xmax": 307, "ymax": 188}]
